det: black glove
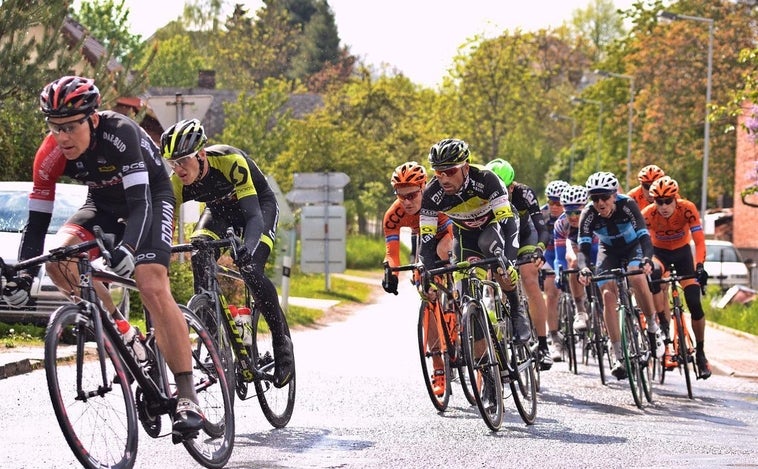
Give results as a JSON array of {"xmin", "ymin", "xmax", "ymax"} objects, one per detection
[
  {"xmin": 696, "ymin": 263, "xmax": 708, "ymax": 287},
  {"xmin": 2, "ymin": 273, "xmax": 33, "ymax": 308},
  {"xmin": 531, "ymin": 246, "xmax": 545, "ymax": 266},
  {"xmin": 109, "ymin": 244, "xmax": 135, "ymax": 278},
  {"xmin": 382, "ymin": 273, "xmax": 399, "ymax": 295},
  {"xmin": 234, "ymin": 245, "xmax": 256, "ymax": 273}
]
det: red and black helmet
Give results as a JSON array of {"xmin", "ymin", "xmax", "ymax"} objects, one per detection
[{"xmin": 40, "ymin": 76, "xmax": 101, "ymax": 118}]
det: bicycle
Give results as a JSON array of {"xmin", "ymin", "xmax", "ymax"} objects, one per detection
[
  {"xmin": 386, "ymin": 261, "xmax": 475, "ymax": 411},
  {"xmin": 590, "ymin": 267, "xmax": 653, "ymax": 408},
  {"xmin": 0, "ymin": 227, "xmax": 234, "ymax": 469},
  {"xmin": 172, "ymin": 229, "xmax": 296, "ymax": 428},
  {"xmin": 650, "ymin": 265, "xmax": 704, "ymax": 399},
  {"xmin": 550, "ymin": 267, "xmax": 583, "ymax": 374},
  {"xmin": 580, "ymin": 276, "xmax": 611, "ymax": 385},
  {"xmin": 425, "ymin": 255, "xmax": 537, "ymax": 431}
]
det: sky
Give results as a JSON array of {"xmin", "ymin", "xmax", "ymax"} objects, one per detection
[{"xmin": 117, "ymin": 0, "xmax": 638, "ymax": 87}]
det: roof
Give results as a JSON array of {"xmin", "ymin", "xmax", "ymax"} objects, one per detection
[{"xmin": 61, "ymin": 17, "xmax": 122, "ymax": 73}]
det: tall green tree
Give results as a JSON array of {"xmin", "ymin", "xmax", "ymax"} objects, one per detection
[{"xmin": 72, "ymin": 0, "xmax": 144, "ymax": 61}]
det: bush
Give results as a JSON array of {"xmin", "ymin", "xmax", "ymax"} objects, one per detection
[{"xmin": 346, "ymin": 234, "xmax": 410, "ymax": 269}]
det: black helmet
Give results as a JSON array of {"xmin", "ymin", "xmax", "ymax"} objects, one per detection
[
  {"xmin": 160, "ymin": 118, "xmax": 208, "ymax": 159},
  {"xmin": 40, "ymin": 76, "xmax": 100, "ymax": 118},
  {"xmin": 428, "ymin": 138, "xmax": 470, "ymax": 169}
]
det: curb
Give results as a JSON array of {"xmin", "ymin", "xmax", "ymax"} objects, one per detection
[{"xmin": 0, "ymin": 357, "xmax": 43, "ymax": 380}]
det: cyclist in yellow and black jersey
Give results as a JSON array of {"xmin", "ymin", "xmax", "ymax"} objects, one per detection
[
  {"xmin": 418, "ymin": 138, "xmax": 531, "ymax": 344},
  {"xmin": 161, "ymin": 119, "xmax": 293, "ymax": 389}
]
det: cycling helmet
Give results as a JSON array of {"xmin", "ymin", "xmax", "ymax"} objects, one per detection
[
  {"xmin": 40, "ymin": 76, "xmax": 100, "ymax": 118},
  {"xmin": 649, "ymin": 176, "xmax": 679, "ymax": 199},
  {"xmin": 161, "ymin": 118, "xmax": 208, "ymax": 159},
  {"xmin": 560, "ymin": 185, "xmax": 588, "ymax": 206},
  {"xmin": 391, "ymin": 161, "xmax": 427, "ymax": 188},
  {"xmin": 545, "ymin": 180, "xmax": 569, "ymax": 200},
  {"xmin": 428, "ymin": 138, "xmax": 470, "ymax": 169},
  {"xmin": 585, "ymin": 171, "xmax": 619, "ymax": 194},
  {"xmin": 638, "ymin": 164, "xmax": 665, "ymax": 184},
  {"xmin": 485, "ymin": 158, "xmax": 515, "ymax": 186}
]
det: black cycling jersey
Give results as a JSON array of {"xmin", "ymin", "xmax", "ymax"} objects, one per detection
[{"xmin": 509, "ymin": 182, "xmax": 549, "ymax": 249}]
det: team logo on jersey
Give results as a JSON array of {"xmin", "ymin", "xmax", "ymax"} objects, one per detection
[
  {"xmin": 98, "ymin": 165, "xmax": 116, "ymax": 172},
  {"xmin": 103, "ymin": 132, "xmax": 127, "ymax": 153}
]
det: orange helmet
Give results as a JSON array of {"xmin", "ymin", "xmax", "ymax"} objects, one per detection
[
  {"xmin": 649, "ymin": 176, "xmax": 679, "ymax": 199},
  {"xmin": 638, "ymin": 165, "xmax": 665, "ymax": 184},
  {"xmin": 391, "ymin": 161, "xmax": 427, "ymax": 188}
]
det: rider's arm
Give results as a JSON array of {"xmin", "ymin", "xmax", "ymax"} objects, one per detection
[
  {"xmin": 684, "ymin": 200, "xmax": 707, "ymax": 265},
  {"xmin": 523, "ymin": 185, "xmax": 550, "ymax": 249},
  {"xmin": 118, "ymin": 126, "xmax": 154, "ymax": 253},
  {"xmin": 626, "ymin": 199, "xmax": 654, "ymax": 260},
  {"xmin": 382, "ymin": 201, "xmax": 404, "ymax": 268}
]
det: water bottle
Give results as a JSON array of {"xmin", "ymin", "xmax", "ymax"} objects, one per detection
[
  {"xmin": 116, "ymin": 319, "xmax": 147, "ymax": 362},
  {"xmin": 235, "ymin": 306, "xmax": 253, "ymax": 346}
]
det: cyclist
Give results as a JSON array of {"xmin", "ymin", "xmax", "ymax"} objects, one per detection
[
  {"xmin": 382, "ymin": 161, "xmax": 454, "ymax": 396},
  {"xmin": 486, "ymin": 159, "xmax": 554, "ymax": 370},
  {"xmin": 417, "ymin": 139, "xmax": 530, "ymax": 345},
  {"xmin": 541, "ymin": 180, "xmax": 569, "ymax": 362},
  {"xmin": 553, "ymin": 185, "xmax": 597, "ymax": 341},
  {"xmin": 1, "ymin": 76, "xmax": 204, "ymax": 438},
  {"xmin": 576, "ymin": 171, "xmax": 665, "ymax": 380},
  {"xmin": 642, "ymin": 176, "xmax": 711, "ymax": 378},
  {"xmin": 160, "ymin": 118, "xmax": 294, "ymax": 388},
  {"xmin": 627, "ymin": 164, "xmax": 665, "ymax": 210}
]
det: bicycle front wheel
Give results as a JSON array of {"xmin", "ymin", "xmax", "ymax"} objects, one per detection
[
  {"xmin": 675, "ymin": 310, "xmax": 694, "ymax": 399},
  {"xmin": 588, "ymin": 298, "xmax": 608, "ymax": 385},
  {"xmin": 251, "ymin": 306, "xmax": 296, "ymax": 428},
  {"xmin": 620, "ymin": 307, "xmax": 645, "ymax": 408},
  {"xmin": 45, "ymin": 304, "xmax": 138, "ymax": 469},
  {"xmin": 417, "ymin": 301, "xmax": 451, "ymax": 411},
  {"xmin": 509, "ymin": 341, "xmax": 538, "ymax": 424},
  {"xmin": 181, "ymin": 306, "xmax": 235, "ymax": 468},
  {"xmin": 558, "ymin": 294, "xmax": 577, "ymax": 374},
  {"xmin": 461, "ymin": 300, "xmax": 503, "ymax": 431}
]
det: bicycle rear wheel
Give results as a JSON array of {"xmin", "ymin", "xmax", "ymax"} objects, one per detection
[
  {"xmin": 675, "ymin": 311, "xmax": 694, "ymax": 399},
  {"xmin": 44, "ymin": 305, "xmax": 138, "ymax": 469},
  {"xmin": 180, "ymin": 306, "xmax": 235, "ymax": 468},
  {"xmin": 251, "ymin": 306, "xmax": 296, "ymax": 428},
  {"xmin": 509, "ymin": 341, "xmax": 538, "ymax": 424},
  {"xmin": 461, "ymin": 300, "xmax": 503, "ymax": 431},
  {"xmin": 188, "ymin": 294, "xmax": 236, "ymax": 400},
  {"xmin": 417, "ymin": 301, "xmax": 451, "ymax": 411},
  {"xmin": 559, "ymin": 294, "xmax": 578, "ymax": 374}
]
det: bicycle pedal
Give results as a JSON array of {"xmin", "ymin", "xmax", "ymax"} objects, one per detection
[{"xmin": 171, "ymin": 429, "xmax": 199, "ymax": 445}]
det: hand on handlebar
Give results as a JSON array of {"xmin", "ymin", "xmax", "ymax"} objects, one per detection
[
  {"xmin": 108, "ymin": 244, "xmax": 135, "ymax": 278},
  {"xmin": 531, "ymin": 246, "xmax": 545, "ymax": 268},
  {"xmin": 2, "ymin": 273, "xmax": 33, "ymax": 308},
  {"xmin": 382, "ymin": 262, "xmax": 399, "ymax": 295},
  {"xmin": 578, "ymin": 267, "xmax": 592, "ymax": 286},
  {"xmin": 696, "ymin": 262, "xmax": 709, "ymax": 291}
]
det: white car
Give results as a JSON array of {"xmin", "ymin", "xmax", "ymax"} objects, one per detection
[
  {"xmin": 0, "ymin": 181, "xmax": 88, "ymax": 324},
  {"xmin": 704, "ymin": 240, "xmax": 751, "ymax": 290}
]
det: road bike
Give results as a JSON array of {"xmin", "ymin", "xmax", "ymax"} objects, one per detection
[
  {"xmin": 550, "ymin": 267, "xmax": 583, "ymax": 374},
  {"xmin": 425, "ymin": 255, "xmax": 537, "ymax": 431},
  {"xmin": 386, "ymin": 261, "xmax": 475, "ymax": 411},
  {"xmin": 580, "ymin": 276, "xmax": 611, "ymax": 385},
  {"xmin": 650, "ymin": 265, "xmax": 705, "ymax": 399},
  {"xmin": 172, "ymin": 230, "xmax": 295, "ymax": 428},
  {"xmin": 0, "ymin": 227, "xmax": 234, "ymax": 469},
  {"xmin": 591, "ymin": 267, "xmax": 653, "ymax": 408}
]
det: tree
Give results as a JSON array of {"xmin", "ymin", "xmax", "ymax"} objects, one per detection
[
  {"xmin": 569, "ymin": 0, "xmax": 626, "ymax": 63},
  {"xmin": 142, "ymin": 34, "xmax": 207, "ymax": 87},
  {"xmin": 289, "ymin": 0, "xmax": 341, "ymax": 79},
  {"xmin": 72, "ymin": 0, "xmax": 144, "ymax": 62}
]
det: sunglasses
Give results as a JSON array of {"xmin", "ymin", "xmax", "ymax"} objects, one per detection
[
  {"xmin": 566, "ymin": 209, "xmax": 582, "ymax": 216},
  {"xmin": 654, "ymin": 197, "xmax": 675, "ymax": 206},
  {"xmin": 47, "ymin": 115, "xmax": 90, "ymax": 135},
  {"xmin": 642, "ymin": 183, "xmax": 652, "ymax": 190},
  {"xmin": 434, "ymin": 164, "xmax": 465, "ymax": 178},
  {"xmin": 590, "ymin": 193, "xmax": 613, "ymax": 203},
  {"xmin": 166, "ymin": 153, "xmax": 197, "ymax": 170},
  {"xmin": 396, "ymin": 190, "xmax": 421, "ymax": 201}
]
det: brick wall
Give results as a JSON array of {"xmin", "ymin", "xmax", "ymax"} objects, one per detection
[{"xmin": 733, "ymin": 102, "xmax": 758, "ymax": 257}]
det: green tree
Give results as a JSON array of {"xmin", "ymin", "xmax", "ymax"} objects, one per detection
[
  {"xmin": 569, "ymin": 0, "xmax": 626, "ymax": 63},
  {"xmin": 72, "ymin": 0, "xmax": 145, "ymax": 61},
  {"xmin": 289, "ymin": 0, "xmax": 341, "ymax": 79},
  {"xmin": 142, "ymin": 35, "xmax": 206, "ymax": 87}
]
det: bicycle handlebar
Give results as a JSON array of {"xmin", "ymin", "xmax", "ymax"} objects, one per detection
[
  {"xmin": 590, "ymin": 267, "xmax": 646, "ymax": 283},
  {"xmin": 171, "ymin": 227, "xmax": 241, "ymax": 254}
]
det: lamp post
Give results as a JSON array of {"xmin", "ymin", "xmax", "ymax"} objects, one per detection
[
  {"xmin": 570, "ymin": 96, "xmax": 603, "ymax": 171},
  {"xmin": 659, "ymin": 10, "xmax": 714, "ymax": 217},
  {"xmin": 550, "ymin": 112, "xmax": 576, "ymax": 181},
  {"xmin": 595, "ymin": 70, "xmax": 635, "ymax": 191}
]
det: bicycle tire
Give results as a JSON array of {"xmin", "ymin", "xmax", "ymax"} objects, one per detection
[
  {"xmin": 636, "ymin": 309, "xmax": 653, "ymax": 403},
  {"xmin": 417, "ymin": 301, "xmax": 451, "ymax": 411},
  {"xmin": 461, "ymin": 300, "xmax": 504, "ymax": 431},
  {"xmin": 559, "ymin": 295, "xmax": 578, "ymax": 374},
  {"xmin": 44, "ymin": 304, "xmax": 138, "ymax": 469},
  {"xmin": 588, "ymin": 297, "xmax": 608, "ymax": 385},
  {"xmin": 675, "ymin": 310, "xmax": 694, "ymax": 399},
  {"xmin": 620, "ymin": 307, "xmax": 645, "ymax": 408},
  {"xmin": 251, "ymin": 306, "xmax": 296, "ymax": 428},
  {"xmin": 188, "ymin": 293, "xmax": 236, "ymax": 400},
  {"xmin": 180, "ymin": 306, "xmax": 235, "ymax": 468},
  {"xmin": 510, "ymin": 342, "xmax": 538, "ymax": 424}
]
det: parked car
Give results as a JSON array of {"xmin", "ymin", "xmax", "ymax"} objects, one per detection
[
  {"xmin": 704, "ymin": 240, "xmax": 751, "ymax": 291},
  {"xmin": 0, "ymin": 181, "xmax": 88, "ymax": 324}
]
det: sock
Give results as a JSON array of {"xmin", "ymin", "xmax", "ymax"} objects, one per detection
[
  {"xmin": 174, "ymin": 371, "xmax": 198, "ymax": 403},
  {"xmin": 538, "ymin": 336, "xmax": 548, "ymax": 349}
]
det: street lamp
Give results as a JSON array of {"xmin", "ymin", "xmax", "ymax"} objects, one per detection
[
  {"xmin": 550, "ymin": 112, "xmax": 576, "ymax": 181},
  {"xmin": 659, "ymin": 10, "xmax": 714, "ymax": 217},
  {"xmin": 570, "ymin": 96, "xmax": 604, "ymax": 171},
  {"xmin": 595, "ymin": 69, "xmax": 635, "ymax": 191}
]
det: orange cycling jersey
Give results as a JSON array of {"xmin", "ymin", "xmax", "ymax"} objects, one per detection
[
  {"xmin": 627, "ymin": 185, "xmax": 651, "ymax": 211},
  {"xmin": 642, "ymin": 198, "xmax": 705, "ymax": 264},
  {"xmin": 383, "ymin": 199, "xmax": 453, "ymax": 268}
]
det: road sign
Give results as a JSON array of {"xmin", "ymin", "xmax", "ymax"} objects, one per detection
[
  {"xmin": 286, "ymin": 187, "xmax": 344, "ymax": 205},
  {"xmin": 293, "ymin": 172, "xmax": 350, "ymax": 189},
  {"xmin": 147, "ymin": 94, "xmax": 214, "ymax": 129},
  {"xmin": 300, "ymin": 205, "xmax": 346, "ymax": 275}
]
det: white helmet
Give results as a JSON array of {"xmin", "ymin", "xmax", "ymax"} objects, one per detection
[
  {"xmin": 560, "ymin": 185, "xmax": 588, "ymax": 206},
  {"xmin": 585, "ymin": 171, "xmax": 619, "ymax": 194},
  {"xmin": 545, "ymin": 180, "xmax": 569, "ymax": 200}
]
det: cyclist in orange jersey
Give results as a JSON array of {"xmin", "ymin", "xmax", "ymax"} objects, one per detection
[
  {"xmin": 382, "ymin": 161, "xmax": 454, "ymax": 396},
  {"xmin": 642, "ymin": 176, "xmax": 711, "ymax": 378},
  {"xmin": 627, "ymin": 164, "xmax": 665, "ymax": 210}
]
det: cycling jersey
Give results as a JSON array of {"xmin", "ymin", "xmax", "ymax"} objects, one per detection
[
  {"xmin": 641, "ymin": 198, "xmax": 705, "ymax": 264},
  {"xmin": 418, "ymin": 165, "xmax": 517, "ymax": 270},
  {"xmin": 627, "ymin": 185, "xmax": 651, "ymax": 210},
  {"xmin": 510, "ymin": 182, "xmax": 549, "ymax": 252},
  {"xmin": 578, "ymin": 194, "xmax": 653, "ymax": 269},
  {"xmin": 171, "ymin": 144, "xmax": 278, "ymax": 254},
  {"xmin": 21, "ymin": 110, "xmax": 172, "ymax": 272},
  {"xmin": 553, "ymin": 212, "xmax": 598, "ymax": 271},
  {"xmin": 541, "ymin": 203, "xmax": 559, "ymax": 268},
  {"xmin": 383, "ymin": 199, "xmax": 453, "ymax": 268}
]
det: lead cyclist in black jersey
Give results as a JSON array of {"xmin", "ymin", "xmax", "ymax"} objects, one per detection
[
  {"xmin": 160, "ymin": 119, "xmax": 294, "ymax": 388},
  {"xmin": 418, "ymin": 138, "xmax": 531, "ymax": 343}
]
